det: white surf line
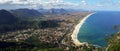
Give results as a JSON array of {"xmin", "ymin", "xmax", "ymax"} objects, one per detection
[{"xmin": 71, "ymin": 12, "xmax": 96, "ymax": 46}]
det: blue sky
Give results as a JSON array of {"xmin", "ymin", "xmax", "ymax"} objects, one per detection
[{"xmin": 0, "ymin": 0, "xmax": 120, "ymax": 11}]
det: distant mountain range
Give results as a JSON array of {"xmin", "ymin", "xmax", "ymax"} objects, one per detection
[
  {"xmin": 0, "ymin": 8, "xmax": 78, "ymax": 24},
  {"xmin": 0, "ymin": 8, "xmax": 80, "ymax": 25},
  {"xmin": 0, "ymin": 8, "xmax": 72, "ymax": 22},
  {"xmin": 9, "ymin": 8, "xmax": 71, "ymax": 18},
  {"xmin": 10, "ymin": 9, "xmax": 42, "ymax": 18},
  {"xmin": 37, "ymin": 8, "xmax": 67, "ymax": 15},
  {"xmin": 48, "ymin": 8, "xmax": 67, "ymax": 14},
  {"xmin": 37, "ymin": 8, "xmax": 74, "ymax": 14}
]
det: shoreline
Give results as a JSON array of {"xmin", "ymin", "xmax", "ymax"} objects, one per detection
[{"xmin": 71, "ymin": 12, "xmax": 96, "ymax": 46}]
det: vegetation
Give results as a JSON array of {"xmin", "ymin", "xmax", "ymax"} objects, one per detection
[
  {"xmin": 0, "ymin": 20, "xmax": 40, "ymax": 33},
  {"xmin": 0, "ymin": 9, "xmax": 63, "ymax": 33},
  {"xmin": 40, "ymin": 20, "xmax": 60, "ymax": 29},
  {"xmin": 106, "ymin": 32, "xmax": 120, "ymax": 51}
]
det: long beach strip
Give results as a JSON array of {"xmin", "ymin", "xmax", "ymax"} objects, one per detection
[{"xmin": 71, "ymin": 13, "xmax": 95, "ymax": 46}]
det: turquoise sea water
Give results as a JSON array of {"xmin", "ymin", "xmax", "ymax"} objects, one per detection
[{"xmin": 78, "ymin": 11, "xmax": 120, "ymax": 47}]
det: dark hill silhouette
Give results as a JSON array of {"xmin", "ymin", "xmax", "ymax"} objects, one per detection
[
  {"xmin": 0, "ymin": 9, "xmax": 40, "ymax": 33},
  {"xmin": 0, "ymin": 9, "xmax": 18, "ymax": 24}
]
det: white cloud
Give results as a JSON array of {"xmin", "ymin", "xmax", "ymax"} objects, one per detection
[
  {"xmin": 43, "ymin": 1, "xmax": 79, "ymax": 9},
  {"xmin": 80, "ymin": 0, "xmax": 87, "ymax": 6},
  {"xmin": 0, "ymin": 0, "xmax": 79, "ymax": 9},
  {"xmin": 0, "ymin": 0, "xmax": 12, "ymax": 3},
  {"xmin": 56, "ymin": 0, "xmax": 61, "ymax": 2}
]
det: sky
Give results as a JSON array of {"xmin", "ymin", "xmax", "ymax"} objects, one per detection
[{"xmin": 0, "ymin": 0, "xmax": 120, "ymax": 11}]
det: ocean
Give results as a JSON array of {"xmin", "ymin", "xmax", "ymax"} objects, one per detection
[{"xmin": 78, "ymin": 11, "xmax": 120, "ymax": 47}]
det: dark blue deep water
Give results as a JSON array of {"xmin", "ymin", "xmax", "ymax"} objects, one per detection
[{"xmin": 78, "ymin": 11, "xmax": 120, "ymax": 47}]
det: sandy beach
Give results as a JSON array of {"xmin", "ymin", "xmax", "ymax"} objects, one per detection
[{"xmin": 71, "ymin": 13, "xmax": 95, "ymax": 46}]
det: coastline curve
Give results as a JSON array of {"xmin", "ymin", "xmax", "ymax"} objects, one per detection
[{"xmin": 71, "ymin": 12, "xmax": 96, "ymax": 46}]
